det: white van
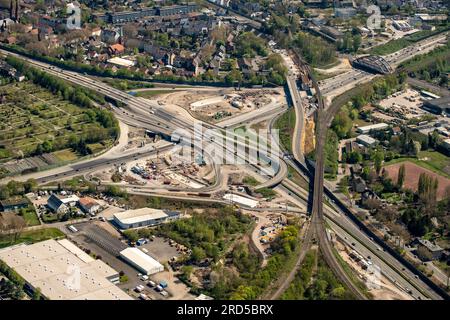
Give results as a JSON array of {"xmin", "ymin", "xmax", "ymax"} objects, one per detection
[{"xmin": 140, "ymin": 275, "xmax": 149, "ymax": 281}]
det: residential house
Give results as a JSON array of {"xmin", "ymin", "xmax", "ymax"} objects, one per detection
[
  {"xmin": 101, "ymin": 29, "xmax": 121, "ymax": 44},
  {"xmin": 109, "ymin": 43, "xmax": 125, "ymax": 55},
  {"xmin": 413, "ymin": 238, "xmax": 444, "ymax": 261},
  {"xmin": 79, "ymin": 197, "xmax": 101, "ymax": 215},
  {"xmin": 0, "ymin": 198, "xmax": 29, "ymax": 212},
  {"xmin": 5, "ymin": 36, "xmax": 16, "ymax": 44},
  {"xmin": 91, "ymin": 27, "xmax": 102, "ymax": 37},
  {"xmin": 351, "ymin": 176, "xmax": 367, "ymax": 193},
  {"xmin": 47, "ymin": 194, "xmax": 69, "ymax": 214},
  {"xmin": 47, "ymin": 194, "xmax": 79, "ymax": 214}
]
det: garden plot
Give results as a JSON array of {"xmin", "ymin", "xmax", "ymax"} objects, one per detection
[{"xmin": 0, "ymin": 81, "xmax": 113, "ymax": 175}]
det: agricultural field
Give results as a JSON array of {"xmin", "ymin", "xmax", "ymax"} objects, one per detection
[
  {"xmin": 0, "ymin": 79, "xmax": 115, "ymax": 174},
  {"xmin": 384, "ymin": 161, "xmax": 450, "ymax": 200}
]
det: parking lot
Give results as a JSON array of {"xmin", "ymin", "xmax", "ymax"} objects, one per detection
[
  {"xmin": 66, "ymin": 221, "xmax": 192, "ymax": 300},
  {"xmin": 378, "ymin": 89, "xmax": 428, "ymax": 121},
  {"xmin": 140, "ymin": 237, "xmax": 181, "ymax": 264}
]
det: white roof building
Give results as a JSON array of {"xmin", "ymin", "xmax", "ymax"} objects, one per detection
[
  {"xmin": 356, "ymin": 134, "xmax": 378, "ymax": 147},
  {"xmin": 0, "ymin": 239, "xmax": 132, "ymax": 300},
  {"xmin": 356, "ymin": 123, "xmax": 389, "ymax": 134},
  {"xmin": 113, "ymin": 208, "xmax": 180, "ymax": 229},
  {"xmin": 223, "ymin": 193, "xmax": 259, "ymax": 208},
  {"xmin": 107, "ymin": 57, "xmax": 136, "ymax": 68},
  {"xmin": 119, "ymin": 248, "xmax": 164, "ymax": 275},
  {"xmin": 60, "ymin": 195, "xmax": 80, "ymax": 205}
]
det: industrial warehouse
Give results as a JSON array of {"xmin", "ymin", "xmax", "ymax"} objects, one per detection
[
  {"xmin": 0, "ymin": 239, "xmax": 132, "ymax": 300},
  {"xmin": 119, "ymin": 248, "xmax": 164, "ymax": 276},
  {"xmin": 113, "ymin": 208, "xmax": 181, "ymax": 229}
]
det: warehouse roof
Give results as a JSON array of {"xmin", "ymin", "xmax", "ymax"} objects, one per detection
[
  {"xmin": 223, "ymin": 193, "xmax": 259, "ymax": 208},
  {"xmin": 356, "ymin": 134, "xmax": 378, "ymax": 146},
  {"xmin": 424, "ymin": 96, "xmax": 450, "ymax": 110},
  {"xmin": 357, "ymin": 123, "xmax": 389, "ymax": 132},
  {"xmin": 107, "ymin": 57, "xmax": 136, "ymax": 67},
  {"xmin": 119, "ymin": 248, "xmax": 163, "ymax": 274},
  {"xmin": 114, "ymin": 208, "xmax": 169, "ymax": 225},
  {"xmin": 0, "ymin": 239, "xmax": 132, "ymax": 300}
]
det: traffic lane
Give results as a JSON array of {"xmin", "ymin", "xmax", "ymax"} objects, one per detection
[
  {"xmin": 330, "ymin": 213, "xmax": 441, "ymax": 300},
  {"xmin": 36, "ymin": 145, "xmax": 173, "ymax": 183},
  {"xmin": 328, "ymin": 220, "xmax": 423, "ymax": 300},
  {"xmin": 286, "ymin": 159, "xmax": 440, "ymax": 299}
]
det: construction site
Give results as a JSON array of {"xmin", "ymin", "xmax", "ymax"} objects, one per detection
[
  {"xmin": 89, "ymin": 151, "xmax": 214, "ymax": 190},
  {"xmin": 157, "ymin": 88, "xmax": 284, "ymax": 124}
]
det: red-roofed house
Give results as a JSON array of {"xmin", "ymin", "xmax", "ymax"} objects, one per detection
[
  {"xmin": 109, "ymin": 43, "xmax": 125, "ymax": 55},
  {"xmin": 79, "ymin": 197, "xmax": 101, "ymax": 215}
]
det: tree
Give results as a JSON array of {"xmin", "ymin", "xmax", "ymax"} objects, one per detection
[
  {"xmin": 418, "ymin": 173, "xmax": 438, "ymax": 205},
  {"xmin": 371, "ymin": 150, "xmax": 385, "ymax": 175},
  {"xmin": 397, "ymin": 164, "xmax": 406, "ymax": 189},
  {"xmin": 352, "ymin": 35, "xmax": 362, "ymax": 52},
  {"xmin": 191, "ymin": 247, "xmax": 206, "ymax": 263},
  {"xmin": 32, "ymin": 287, "xmax": 42, "ymax": 300},
  {"xmin": 181, "ymin": 265, "xmax": 194, "ymax": 279},
  {"xmin": 123, "ymin": 230, "xmax": 139, "ymax": 242}
]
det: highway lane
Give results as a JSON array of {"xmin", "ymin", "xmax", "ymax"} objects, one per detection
[
  {"xmin": 279, "ymin": 175, "xmax": 434, "ymax": 300},
  {"xmin": 3, "ymin": 30, "xmax": 447, "ymax": 299},
  {"xmin": 0, "ymin": 48, "xmax": 289, "ymax": 188},
  {"xmin": 286, "ymin": 77, "xmax": 445, "ymax": 299},
  {"xmin": 319, "ymin": 33, "xmax": 448, "ymax": 96}
]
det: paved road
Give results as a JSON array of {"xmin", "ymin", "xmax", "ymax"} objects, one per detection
[
  {"xmin": 319, "ymin": 33, "xmax": 448, "ymax": 97},
  {"xmin": 0, "ymin": 48, "xmax": 288, "ymax": 189}
]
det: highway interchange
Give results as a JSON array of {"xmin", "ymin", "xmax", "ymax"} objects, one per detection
[{"xmin": 0, "ymin": 29, "xmax": 449, "ymax": 300}]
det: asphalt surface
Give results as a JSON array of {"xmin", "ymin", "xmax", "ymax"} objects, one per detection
[{"xmin": 2, "ymin": 32, "xmax": 449, "ymax": 300}]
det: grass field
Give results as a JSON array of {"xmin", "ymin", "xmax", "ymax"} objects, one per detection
[
  {"xmin": 0, "ymin": 80, "xmax": 112, "ymax": 161},
  {"xmin": 19, "ymin": 207, "xmax": 40, "ymax": 227},
  {"xmin": 274, "ymin": 108, "xmax": 295, "ymax": 153},
  {"xmin": 52, "ymin": 149, "xmax": 78, "ymax": 162},
  {"xmin": 287, "ymin": 165, "xmax": 309, "ymax": 190},
  {"xmin": 0, "ymin": 228, "xmax": 64, "ymax": 249}
]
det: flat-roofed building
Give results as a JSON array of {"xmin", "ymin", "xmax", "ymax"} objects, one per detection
[
  {"xmin": 413, "ymin": 238, "xmax": 444, "ymax": 261},
  {"xmin": 107, "ymin": 57, "xmax": 136, "ymax": 68},
  {"xmin": 442, "ymin": 138, "xmax": 450, "ymax": 152},
  {"xmin": 422, "ymin": 97, "xmax": 450, "ymax": 115},
  {"xmin": 222, "ymin": 193, "xmax": 259, "ymax": 208},
  {"xmin": 113, "ymin": 208, "xmax": 180, "ymax": 229},
  {"xmin": 356, "ymin": 134, "xmax": 378, "ymax": 147},
  {"xmin": 356, "ymin": 123, "xmax": 389, "ymax": 134},
  {"xmin": 0, "ymin": 197, "xmax": 29, "ymax": 212},
  {"xmin": 0, "ymin": 239, "xmax": 132, "ymax": 300},
  {"xmin": 119, "ymin": 247, "xmax": 164, "ymax": 275}
]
